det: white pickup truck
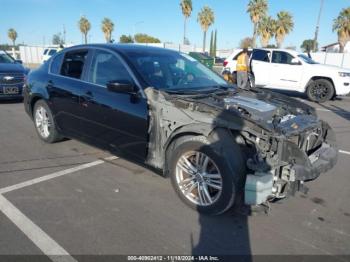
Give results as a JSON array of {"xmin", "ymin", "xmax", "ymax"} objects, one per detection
[{"xmin": 223, "ymin": 48, "xmax": 350, "ymax": 102}]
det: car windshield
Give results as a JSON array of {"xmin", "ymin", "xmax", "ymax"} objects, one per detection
[
  {"xmin": 0, "ymin": 52, "xmax": 15, "ymax": 64},
  {"xmin": 298, "ymin": 54, "xmax": 318, "ymax": 64},
  {"xmin": 127, "ymin": 51, "xmax": 231, "ymax": 92}
]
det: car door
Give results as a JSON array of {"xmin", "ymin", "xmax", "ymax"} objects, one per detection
[
  {"xmin": 47, "ymin": 49, "xmax": 90, "ymax": 138},
  {"xmin": 251, "ymin": 49, "xmax": 272, "ymax": 87},
  {"xmin": 269, "ymin": 51, "xmax": 303, "ymax": 90},
  {"xmin": 79, "ymin": 49, "xmax": 148, "ymax": 160}
]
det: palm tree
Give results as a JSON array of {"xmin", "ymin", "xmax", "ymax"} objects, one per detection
[
  {"xmin": 257, "ymin": 16, "xmax": 275, "ymax": 47},
  {"xmin": 180, "ymin": 0, "xmax": 192, "ymax": 45},
  {"xmin": 247, "ymin": 0, "xmax": 268, "ymax": 47},
  {"xmin": 274, "ymin": 11, "xmax": 294, "ymax": 48},
  {"xmin": 8, "ymin": 28, "xmax": 18, "ymax": 47},
  {"xmin": 78, "ymin": 16, "xmax": 91, "ymax": 44},
  {"xmin": 197, "ymin": 6, "xmax": 215, "ymax": 52},
  {"xmin": 333, "ymin": 7, "xmax": 350, "ymax": 53},
  {"xmin": 101, "ymin": 18, "xmax": 114, "ymax": 43}
]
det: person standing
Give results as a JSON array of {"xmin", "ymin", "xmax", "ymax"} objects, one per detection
[{"xmin": 236, "ymin": 48, "xmax": 250, "ymax": 89}]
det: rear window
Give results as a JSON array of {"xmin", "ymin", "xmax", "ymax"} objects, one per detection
[
  {"xmin": 60, "ymin": 50, "xmax": 88, "ymax": 79},
  {"xmin": 251, "ymin": 50, "xmax": 270, "ymax": 62},
  {"xmin": 43, "ymin": 49, "xmax": 48, "ymax": 55},
  {"xmin": 50, "ymin": 53, "xmax": 64, "ymax": 75}
]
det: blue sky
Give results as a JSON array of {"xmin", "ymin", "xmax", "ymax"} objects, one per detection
[{"xmin": 0, "ymin": 0, "xmax": 349, "ymax": 50}]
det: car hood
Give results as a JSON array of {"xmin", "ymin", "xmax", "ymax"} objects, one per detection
[
  {"xmin": 165, "ymin": 88, "xmax": 319, "ymax": 136},
  {"xmin": 310, "ymin": 63, "xmax": 350, "ymax": 73},
  {"xmin": 0, "ymin": 63, "xmax": 26, "ymax": 74}
]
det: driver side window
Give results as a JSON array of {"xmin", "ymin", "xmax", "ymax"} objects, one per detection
[{"xmin": 88, "ymin": 50, "xmax": 133, "ymax": 87}]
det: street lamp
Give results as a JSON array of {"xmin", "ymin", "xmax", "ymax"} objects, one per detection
[{"xmin": 133, "ymin": 21, "xmax": 144, "ymax": 41}]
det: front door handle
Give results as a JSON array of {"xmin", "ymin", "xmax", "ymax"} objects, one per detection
[{"xmin": 81, "ymin": 91, "xmax": 93, "ymax": 108}]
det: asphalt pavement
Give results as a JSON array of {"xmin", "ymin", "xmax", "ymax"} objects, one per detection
[{"xmin": 0, "ymin": 96, "xmax": 350, "ymax": 261}]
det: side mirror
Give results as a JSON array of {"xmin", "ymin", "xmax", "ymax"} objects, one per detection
[
  {"xmin": 15, "ymin": 59, "xmax": 23, "ymax": 64},
  {"xmin": 290, "ymin": 58, "xmax": 301, "ymax": 65},
  {"xmin": 107, "ymin": 81, "xmax": 136, "ymax": 94}
]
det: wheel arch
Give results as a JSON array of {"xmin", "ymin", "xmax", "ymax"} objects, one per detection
[{"xmin": 305, "ymin": 76, "xmax": 336, "ymax": 94}]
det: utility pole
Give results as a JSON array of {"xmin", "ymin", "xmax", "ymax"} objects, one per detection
[
  {"xmin": 63, "ymin": 24, "xmax": 66, "ymax": 44},
  {"xmin": 313, "ymin": 0, "xmax": 324, "ymax": 52}
]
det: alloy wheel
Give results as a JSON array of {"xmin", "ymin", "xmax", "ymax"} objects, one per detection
[
  {"xmin": 175, "ymin": 151, "xmax": 223, "ymax": 206},
  {"xmin": 35, "ymin": 106, "xmax": 51, "ymax": 139}
]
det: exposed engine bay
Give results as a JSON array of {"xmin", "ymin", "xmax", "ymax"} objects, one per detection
[{"xmin": 144, "ymin": 86, "xmax": 338, "ymax": 207}]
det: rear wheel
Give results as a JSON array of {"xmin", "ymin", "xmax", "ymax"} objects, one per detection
[
  {"xmin": 306, "ymin": 79, "xmax": 334, "ymax": 103},
  {"xmin": 168, "ymin": 132, "xmax": 245, "ymax": 215},
  {"xmin": 33, "ymin": 100, "xmax": 63, "ymax": 143}
]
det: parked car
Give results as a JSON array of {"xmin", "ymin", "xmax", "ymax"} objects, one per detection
[
  {"xmin": 0, "ymin": 50, "xmax": 29, "ymax": 100},
  {"xmin": 24, "ymin": 44, "xmax": 337, "ymax": 214},
  {"xmin": 223, "ymin": 48, "xmax": 350, "ymax": 102},
  {"xmin": 42, "ymin": 48, "xmax": 58, "ymax": 63},
  {"xmin": 189, "ymin": 52, "xmax": 214, "ymax": 69}
]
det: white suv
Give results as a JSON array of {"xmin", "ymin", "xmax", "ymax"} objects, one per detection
[
  {"xmin": 223, "ymin": 48, "xmax": 350, "ymax": 102},
  {"xmin": 42, "ymin": 48, "xmax": 58, "ymax": 63}
]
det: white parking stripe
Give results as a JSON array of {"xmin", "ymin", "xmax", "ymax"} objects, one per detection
[
  {"xmin": 339, "ymin": 150, "xmax": 350, "ymax": 156},
  {"xmin": 0, "ymin": 156, "xmax": 118, "ymax": 194},
  {"xmin": 0, "ymin": 195, "xmax": 77, "ymax": 262},
  {"xmin": 0, "ymin": 155, "xmax": 118, "ymax": 261}
]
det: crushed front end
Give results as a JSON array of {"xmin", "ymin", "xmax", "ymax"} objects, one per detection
[{"xmin": 243, "ymin": 115, "xmax": 338, "ymax": 205}]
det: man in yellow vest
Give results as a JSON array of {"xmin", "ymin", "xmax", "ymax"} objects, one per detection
[{"xmin": 236, "ymin": 48, "xmax": 250, "ymax": 89}]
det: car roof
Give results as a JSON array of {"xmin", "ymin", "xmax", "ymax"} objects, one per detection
[
  {"xmin": 255, "ymin": 48, "xmax": 299, "ymax": 55},
  {"xmin": 62, "ymin": 43, "xmax": 179, "ymax": 56}
]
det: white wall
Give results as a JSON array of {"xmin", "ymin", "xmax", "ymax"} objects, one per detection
[
  {"xmin": 19, "ymin": 46, "xmax": 46, "ymax": 64},
  {"xmin": 311, "ymin": 52, "xmax": 350, "ymax": 69}
]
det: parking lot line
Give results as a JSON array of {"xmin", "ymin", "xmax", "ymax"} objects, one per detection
[
  {"xmin": 0, "ymin": 194, "xmax": 77, "ymax": 262},
  {"xmin": 0, "ymin": 156, "xmax": 118, "ymax": 194},
  {"xmin": 339, "ymin": 150, "xmax": 350, "ymax": 156},
  {"xmin": 0, "ymin": 155, "xmax": 118, "ymax": 261}
]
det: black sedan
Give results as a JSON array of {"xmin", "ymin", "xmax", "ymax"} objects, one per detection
[
  {"xmin": 24, "ymin": 44, "xmax": 337, "ymax": 215},
  {"xmin": 0, "ymin": 50, "xmax": 28, "ymax": 100}
]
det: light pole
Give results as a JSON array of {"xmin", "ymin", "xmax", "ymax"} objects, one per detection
[
  {"xmin": 133, "ymin": 21, "xmax": 144, "ymax": 42},
  {"xmin": 313, "ymin": 0, "xmax": 324, "ymax": 52}
]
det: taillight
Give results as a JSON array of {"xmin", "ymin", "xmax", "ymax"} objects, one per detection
[{"xmin": 223, "ymin": 61, "xmax": 228, "ymax": 67}]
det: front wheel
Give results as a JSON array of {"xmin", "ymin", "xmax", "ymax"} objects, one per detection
[
  {"xmin": 168, "ymin": 134, "xmax": 245, "ymax": 215},
  {"xmin": 306, "ymin": 79, "xmax": 334, "ymax": 103},
  {"xmin": 33, "ymin": 100, "xmax": 63, "ymax": 143}
]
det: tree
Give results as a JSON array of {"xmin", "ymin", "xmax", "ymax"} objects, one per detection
[
  {"xmin": 101, "ymin": 18, "xmax": 114, "ymax": 43},
  {"xmin": 301, "ymin": 39, "xmax": 318, "ymax": 52},
  {"xmin": 247, "ymin": 0, "xmax": 268, "ymax": 48},
  {"xmin": 257, "ymin": 16, "xmax": 275, "ymax": 47},
  {"xmin": 239, "ymin": 37, "xmax": 253, "ymax": 48},
  {"xmin": 180, "ymin": 0, "xmax": 193, "ymax": 45},
  {"xmin": 78, "ymin": 16, "xmax": 91, "ymax": 44},
  {"xmin": 134, "ymin": 33, "xmax": 161, "ymax": 43},
  {"xmin": 209, "ymin": 31, "xmax": 214, "ymax": 57},
  {"xmin": 52, "ymin": 33, "xmax": 65, "ymax": 45},
  {"xmin": 274, "ymin": 11, "xmax": 294, "ymax": 48},
  {"xmin": 197, "ymin": 6, "xmax": 215, "ymax": 52},
  {"xmin": 119, "ymin": 35, "xmax": 134, "ymax": 43},
  {"xmin": 8, "ymin": 28, "xmax": 18, "ymax": 47},
  {"xmin": 333, "ymin": 7, "xmax": 350, "ymax": 53}
]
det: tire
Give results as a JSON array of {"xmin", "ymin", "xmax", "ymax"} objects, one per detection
[
  {"xmin": 306, "ymin": 79, "xmax": 335, "ymax": 103},
  {"xmin": 168, "ymin": 130, "xmax": 245, "ymax": 215},
  {"xmin": 33, "ymin": 100, "xmax": 63, "ymax": 143}
]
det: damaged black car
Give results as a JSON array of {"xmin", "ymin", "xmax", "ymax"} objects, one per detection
[{"xmin": 23, "ymin": 44, "xmax": 338, "ymax": 215}]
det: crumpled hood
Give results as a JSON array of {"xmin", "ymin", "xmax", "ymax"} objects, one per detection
[{"xmin": 170, "ymin": 88, "xmax": 319, "ymax": 135}]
